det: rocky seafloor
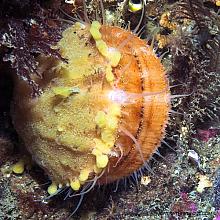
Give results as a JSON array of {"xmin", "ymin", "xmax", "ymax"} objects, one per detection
[{"xmin": 0, "ymin": 0, "xmax": 219, "ymax": 219}]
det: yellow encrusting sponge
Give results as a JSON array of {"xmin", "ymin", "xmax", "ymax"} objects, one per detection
[
  {"xmin": 107, "ymin": 48, "xmax": 121, "ymax": 67},
  {"xmin": 12, "ymin": 159, "xmax": 25, "ymax": 174},
  {"xmin": 47, "ymin": 182, "xmax": 58, "ymax": 195},
  {"xmin": 79, "ymin": 169, "xmax": 90, "ymax": 182},
  {"xmin": 52, "ymin": 86, "xmax": 80, "ymax": 98},
  {"xmin": 106, "ymin": 65, "xmax": 114, "ymax": 83},
  {"xmin": 12, "ymin": 20, "xmax": 124, "ymax": 194},
  {"xmin": 70, "ymin": 179, "xmax": 81, "ymax": 191},
  {"xmin": 90, "ymin": 21, "xmax": 121, "ymax": 68},
  {"xmin": 92, "ymin": 103, "xmax": 121, "ymax": 170},
  {"xmin": 96, "ymin": 154, "xmax": 109, "ymax": 168},
  {"xmin": 95, "ymin": 111, "xmax": 107, "ymax": 128}
]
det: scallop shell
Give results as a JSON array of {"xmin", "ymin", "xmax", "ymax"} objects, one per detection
[
  {"xmin": 12, "ymin": 22, "xmax": 170, "ymax": 190},
  {"xmin": 99, "ymin": 25, "xmax": 170, "ymax": 183}
]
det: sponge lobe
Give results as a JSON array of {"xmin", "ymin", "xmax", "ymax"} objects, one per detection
[{"xmin": 12, "ymin": 23, "xmax": 114, "ymax": 185}]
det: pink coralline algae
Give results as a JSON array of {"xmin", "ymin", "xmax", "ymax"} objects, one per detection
[
  {"xmin": 180, "ymin": 192, "xmax": 198, "ymax": 214},
  {"xmin": 171, "ymin": 192, "xmax": 198, "ymax": 214},
  {"xmin": 214, "ymin": 210, "xmax": 220, "ymax": 220},
  {"xmin": 196, "ymin": 128, "xmax": 219, "ymax": 142}
]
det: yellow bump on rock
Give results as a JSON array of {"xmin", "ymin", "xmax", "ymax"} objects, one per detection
[
  {"xmin": 107, "ymin": 47, "xmax": 121, "ymax": 67},
  {"xmin": 47, "ymin": 182, "xmax": 58, "ymax": 195},
  {"xmin": 141, "ymin": 176, "xmax": 151, "ymax": 186},
  {"xmin": 12, "ymin": 159, "xmax": 25, "ymax": 174},
  {"xmin": 96, "ymin": 154, "xmax": 109, "ymax": 168},
  {"xmin": 216, "ymin": 0, "xmax": 220, "ymax": 6},
  {"xmin": 101, "ymin": 129, "xmax": 115, "ymax": 144},
  {"xmin": 106, "ymin": 65, "xmax": 114, "ymax": 83},
  {"xmin": 79, "ymin": 169, "xmax": 90, "ymax": 182},
  {"xmin": 90, "ymin": 27, "xmax": 102, "ymax": 40},
  {"xmin": 109, "ymin": 103, "xmax": 121, "ymax": 117},
  {"xmin": 96, "ymin": 40, "xmax": 108, "ymax": 57},
  {"xmin": 94, "ymin": 138, "xmax": 111, "ymax": 154},
  {"xmin": 95, "ymin": 111, "xmax": 106, "ymax": 128},
  {"xmin": 197, "ymin": 174, "xmax": 213, "ymax": 193},
  {"xmin": 106, "ymin": 116, "xmax": 118, "ymax": 130},
  {"xmin": 70, "ymin": 179, "xmax": 81, "ymax": 191}
]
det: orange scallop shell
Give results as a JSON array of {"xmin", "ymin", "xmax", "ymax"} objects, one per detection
[{"xmin": 98, "ymin": 26, "xmax": 170, "ymax": 183}]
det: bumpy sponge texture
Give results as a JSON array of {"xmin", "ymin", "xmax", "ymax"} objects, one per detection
[{"xmin": 12, "ymin": 22, "xmax": 121, "ymax": 190}]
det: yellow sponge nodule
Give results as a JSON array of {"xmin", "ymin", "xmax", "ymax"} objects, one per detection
[
  {"xmin": 96, "ymin": 154, "xmax": 109, "ymax": 168},
  {"xmin": 79, "ymin": 169, "xmax": 90, "ymax": 182},
  {"xmin": 106, "ymin": 65, "xmax": 114, "ymax": 82},
  {"xmin": 91, "ymin": 21, "xmax": 101, "ymax": 30},
  {"xmin": 12, "ymin": 159, "xmax": 25, "ymax": 174},
  {"xmin": 96, "ymin": 40, "xmax": 108, "ymax": 57},
  {"xmin": 52, "ymin": 87, "xmax": 72, "ymax": 98},
  {"xmin": 108, "ymin": 48, "xmax": 121, "ymax": 67},
  {"xmin": 95, "ymin": 111, "xmax": 107, "ymax": 128},
  {"xmin": 70, "ymin": 179, "xmax": 81, "ymax": 191},
  {"xmin": 90, "ymin": 27, "xmax": 102, "ymax": 40},
  {"xmin": 47, "ymin": 183, "xmax": 58, "ymax": 195}
]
